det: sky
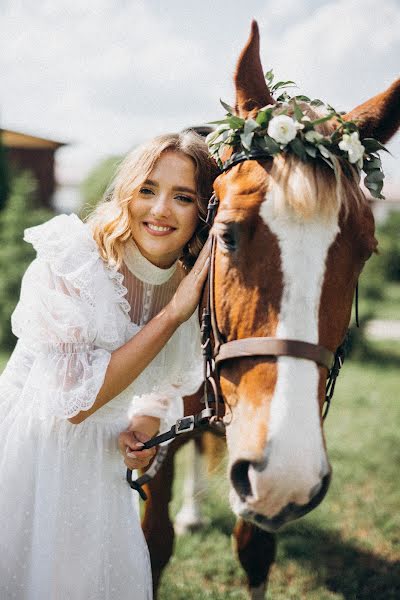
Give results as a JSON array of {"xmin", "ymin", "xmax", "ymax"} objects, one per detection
[{"xmin": 1, "ymin": 0, "xmax": 399, "ymax": 191}]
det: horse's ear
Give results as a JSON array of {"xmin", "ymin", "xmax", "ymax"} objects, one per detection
[
  {"xmin": 234, "ymin": 20, "xmax": 274, "ymax": 118},
  {"xmin": 343, "ymin": 78, "xmax": 400, "ymax": 143}
]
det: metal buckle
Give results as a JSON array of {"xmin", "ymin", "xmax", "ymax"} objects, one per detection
[{"xmin": 175, "ymin": 416, "xmax": 195, "ymax": 434}]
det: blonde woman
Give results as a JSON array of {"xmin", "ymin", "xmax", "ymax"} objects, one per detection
[{"xmin": 0, "ymin": 131, "xmax": 218, "ymax": 599}]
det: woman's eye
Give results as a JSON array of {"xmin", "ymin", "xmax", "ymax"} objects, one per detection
[
  {"xmin": 175, "ymin": 195, "xmax": 194, "ymax": 204},
  {"xmin": 139, "ymin": 187, "xmax": 154, "ymax": 195}
]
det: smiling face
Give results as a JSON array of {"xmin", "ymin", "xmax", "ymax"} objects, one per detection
[{"xmin": 128, "ymin": 150, "xmax": 199, "ymax": 268}]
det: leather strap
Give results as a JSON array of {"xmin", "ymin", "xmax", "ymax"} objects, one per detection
[{"xmin": 215, "ymin": 338, "xmax": 334, "ymax": 370}]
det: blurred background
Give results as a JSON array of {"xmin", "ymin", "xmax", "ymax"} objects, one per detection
[{"xmin": 0, "ymin": 1, "xmax": 399, "ymax": 598}]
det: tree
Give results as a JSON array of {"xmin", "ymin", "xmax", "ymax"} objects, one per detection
[{"xmin": 0, "ymin": 172, "xmax": 53, "ymax": 350}]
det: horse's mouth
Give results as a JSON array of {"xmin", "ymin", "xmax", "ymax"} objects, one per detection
[{"xmin": 231, "ymin": 472, "xmax": 331, "ymax": 532}]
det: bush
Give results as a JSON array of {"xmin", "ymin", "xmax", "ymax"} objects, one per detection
[
  {"xmin": 0, "ymin": 172, "xmax": 54, "ymax": 351},
  {"xmin": 79, "ymin": 155, "xmax": 123, "ymax": 219},
  {"xmin": 375, "ymin": 211, "xmax": 400, "ymax": 282}
]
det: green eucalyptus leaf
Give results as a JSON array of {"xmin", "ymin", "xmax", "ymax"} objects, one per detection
[
  {"xmin": 304, "ymin": 144, "xmax": 317, "ymax": 158},
  {"xmin": 362, "ymin": 138, "xmax": 390, "ymax": 153},
  {"xmin": 243, "ymin": 118, "xmax": 260, "ymax": 135},
  {"xmin": 262, "ymin": 136, "xmax": 280, "ymax": 154},
  {"xmin": 292, "ymin": 101, "xmax": 304, "ymax": 122},
  {"xmin": 208, "ymin": 118, "xmax": 231, "ymax": 126},
  {"xmin": 310, "ymin": 99, "xmax": 325, "ymax": 107},
  {"xmin": 365, "ymin": 169, "xmax": 384, "ymax": 183},
  {"xmin": 240, "ymin": 131, "xmax": 254, "ymax": 151},
  {"xmin": 364, "ymin": 157, "xmax": 381, "ymax": 170},
  {"xmin": 227, "ymin": 116, "xmax": 245, "ymax": 130},
  {"xmin": 265, "ymin": 69, "xmax": 274, "ymax": 86},
  {"xmin": 294, "ymin": 95, "xmax": 311, "ymax": 103},
  {"xmin": 220, "ymin": 99, "xmax": 235, "ymax": 115},
  {"xmin": 289, "ymin": 138, "xmax": 307, "ymax": 161},
  {"xmin": 256, "ymin": 110, "xmax": 271, "ymax": 127},
  {"xmin": 310, "ymin": 114, "xmax": 335, "ymax": 126},
  {"xmin": 272, "ymin": 80, "xmax": 297, "ymax": 92}
]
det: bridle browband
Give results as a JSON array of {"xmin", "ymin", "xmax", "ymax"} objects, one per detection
[{"xmin": 127, "ymin": 152, "xmax": 353, "ymax": 500}]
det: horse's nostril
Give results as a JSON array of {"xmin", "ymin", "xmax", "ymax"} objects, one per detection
[{"xmin": 230, "ymin": 460, "xmax": 252, "ymax": 500}]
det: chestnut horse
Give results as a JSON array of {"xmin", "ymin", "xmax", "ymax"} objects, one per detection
[{"xmin": 142, "ymin": 22, "xmax": 400, "ymax": 599}]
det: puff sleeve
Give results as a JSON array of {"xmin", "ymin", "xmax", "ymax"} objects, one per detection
[{"xmin": 10, "ymin": 215, "xmax": 112, "ymax": 419}]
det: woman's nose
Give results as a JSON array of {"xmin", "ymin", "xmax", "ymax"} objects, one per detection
[{"xmin": 150, "ymin": 195, "xmax": 171, "ymax": 219}]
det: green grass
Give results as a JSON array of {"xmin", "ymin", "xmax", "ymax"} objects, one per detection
[
  {"xmin": 0, "ymin": 351, "xmax": 9, "ymax": 373},
  {"xmin": 359, "ymin": 282, "xmax": 400, "ymax": 321},
  {"xmin": 1, "ymin": 334, "xmax": 399, "ymax": 598},
  {"xmin": 159, "ymin": 344, "xmax": 400, "ymax": 599}
]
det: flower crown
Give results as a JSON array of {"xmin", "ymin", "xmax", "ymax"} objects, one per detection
[{"xmin": 206, "ymin": 71, "xmax": 388, "ymax": 199}]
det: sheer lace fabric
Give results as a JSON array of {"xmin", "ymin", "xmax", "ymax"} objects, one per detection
[{"xmin": 0, "ymin": 214, "xmax": 203, "ymax": 599}]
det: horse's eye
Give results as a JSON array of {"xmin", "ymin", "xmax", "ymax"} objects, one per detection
[{"xmin": 217, "ymin": 224, "xmax": 238, "ymax": 252}]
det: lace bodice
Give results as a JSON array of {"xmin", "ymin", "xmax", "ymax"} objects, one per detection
[{"xmin": 120, "ymin": 239, "xmax": 185, "ymax": 326}]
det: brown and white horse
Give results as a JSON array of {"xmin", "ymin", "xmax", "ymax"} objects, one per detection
[{"xmin": 142, "ymin": 21, "xmax": 400, "ymax": 598}]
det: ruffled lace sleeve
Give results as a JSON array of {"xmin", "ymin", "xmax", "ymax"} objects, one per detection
[{"xmin": 11, "ymin": 215, "xmax": 112, "ymax": 419}]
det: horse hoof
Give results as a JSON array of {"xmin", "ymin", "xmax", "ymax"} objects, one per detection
[{"xmin": 174, "ymin": 509, "xmax": 209, "ymax": 535}]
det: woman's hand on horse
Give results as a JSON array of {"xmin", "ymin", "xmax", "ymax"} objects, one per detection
[
  {"xmin": 118, "ymin": 430, "xmax": 156, "ymax": 470},
  {"xmin": 167, "ymin": 240, "xmax": 211, "ymax": 325}
]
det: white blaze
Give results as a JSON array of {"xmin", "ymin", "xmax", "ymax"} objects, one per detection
[{"xmin": 251, "ymin": 193, "xmax": 339, "ymax": 516}]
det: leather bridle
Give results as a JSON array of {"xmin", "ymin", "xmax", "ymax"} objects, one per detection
[
  {"xmin": 127, "ymin": 152, "xmax": 353, "ymax": 499},
  {"xmin": 201, "ymin": 184, "xmax": 348, "ymax": 425}
]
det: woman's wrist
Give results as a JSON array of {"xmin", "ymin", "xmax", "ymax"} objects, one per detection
[{"xmin": 163, "ymin": 300, "xmax": 185, "ymax": 327}]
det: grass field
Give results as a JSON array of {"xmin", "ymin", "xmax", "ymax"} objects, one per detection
[
  {"xmin": 1, "ymin": 314, "xmax": 398, "ymax": 599},
  {"xmin": 159, "ymin": 342, "xmax": 400, "ymax": 599}
]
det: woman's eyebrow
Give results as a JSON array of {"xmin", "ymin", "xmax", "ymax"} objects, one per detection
[
  {"xmin": 143, "ymin": 179, "xmax": 196, "ymax": 196},
  {"xmin": 172, "ymin": 186, "xmax": 196, "ymax": 195}
]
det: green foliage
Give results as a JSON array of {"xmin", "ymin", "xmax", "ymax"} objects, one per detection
[
  {"xmin": 79, "ymin": 155, "xmax": 123, "ymax": 219},
  {"xmin": 375, "ymin": 211, "xmax": 400, "ymax": 282},
  {"xmin": 0, "ymin": 172, "xmax": 53, "ymax": 350}
]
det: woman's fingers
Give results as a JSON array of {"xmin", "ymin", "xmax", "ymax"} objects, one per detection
[{"xmin": 124, "ymin": 446, "xmax": 155, "ymax": 469}]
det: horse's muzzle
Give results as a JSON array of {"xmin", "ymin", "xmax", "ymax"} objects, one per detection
[{"xmin": 232, "ymin": 469, "xmax": 332, "ymax": 532}]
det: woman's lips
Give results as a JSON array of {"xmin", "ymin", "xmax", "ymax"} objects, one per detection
[{"xmin": 143, "ymin": 222, "xmax": 176, "ymax": 236}]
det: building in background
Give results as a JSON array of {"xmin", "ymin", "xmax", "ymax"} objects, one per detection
[{"xmin": 2, "ymin": 129, "xmax": 66, "ymax": 209}]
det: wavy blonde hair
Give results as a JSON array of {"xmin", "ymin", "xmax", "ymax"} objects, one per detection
[{"xmin": 87, "ymin": 131, "xmax": 219, "ymax": 269}]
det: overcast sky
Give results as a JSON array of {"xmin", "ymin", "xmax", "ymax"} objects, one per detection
[{"xmin": 1, "ymin": 0, "xmax": 399, "ymax": 190}]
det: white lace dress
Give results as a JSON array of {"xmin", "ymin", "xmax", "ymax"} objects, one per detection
[{"xmin": 0, "ymin": 214, "xmax": 203, "ymax": 600}]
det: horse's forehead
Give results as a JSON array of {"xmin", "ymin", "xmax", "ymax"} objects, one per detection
[{"xmin": 214, "ymin": 161, "xmax": 268, "ymax": 211}]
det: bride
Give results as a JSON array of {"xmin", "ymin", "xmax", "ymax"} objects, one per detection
[{"xmin": 0, "ymin": 130, "xmax": 218, "ymax": 599}]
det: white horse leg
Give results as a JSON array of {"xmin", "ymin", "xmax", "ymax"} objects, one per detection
[{"xmin": 174, "ymin": 439, "xmax": 208, "ymax": 534}]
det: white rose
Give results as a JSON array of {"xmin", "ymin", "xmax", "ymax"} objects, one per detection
[
  {"xmin": 305, "ymin": 130, "xmax": 324, "ymax": 143},
  {"xmin": 338, "ymin": 132, "xmax": 365, "ymax": 164},
  {"xmin": 267, "ymin": 115, "xmax": 298, "ymax": 145}
]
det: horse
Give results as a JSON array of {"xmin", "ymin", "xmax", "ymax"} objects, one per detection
[{"xmin": 141, "ymin": 21, "xmax": 400, "ymax": 599}]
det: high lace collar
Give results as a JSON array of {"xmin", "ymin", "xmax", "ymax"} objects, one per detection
[{"xmin": 122, "ymin": 238, "xmax": 178, "ymax": 285}]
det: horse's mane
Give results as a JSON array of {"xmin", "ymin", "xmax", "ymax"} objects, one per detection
[{"xmin": 267, "ymin": 103, "xmax": 365, "ymax": 221}]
